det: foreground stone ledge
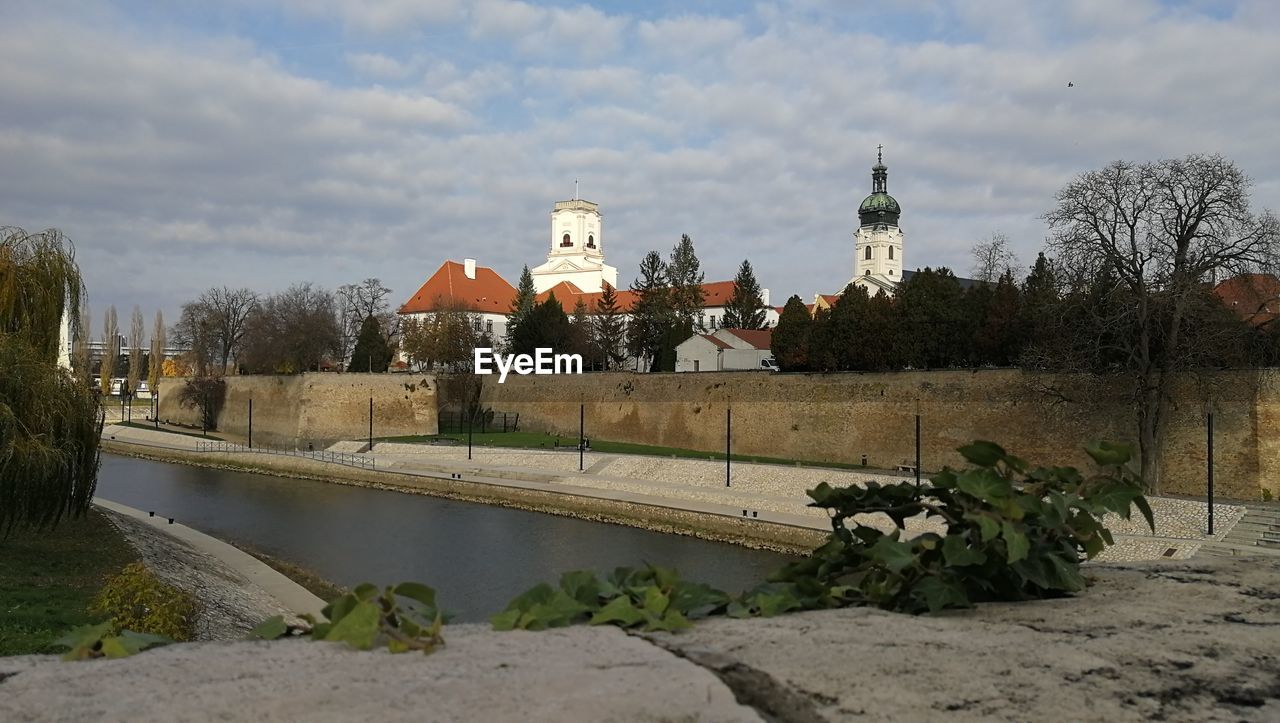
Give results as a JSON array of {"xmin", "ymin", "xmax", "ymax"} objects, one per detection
[{"xmin": 3, "ymin": 557, "xmax": 1278, "ymax": 722}]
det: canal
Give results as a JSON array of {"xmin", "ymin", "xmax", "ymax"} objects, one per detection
[{"xmin": 96, "ymin": 454, "xmax": 795, "ymax": 622}]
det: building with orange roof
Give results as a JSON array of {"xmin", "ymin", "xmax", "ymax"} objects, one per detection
[
  {"xmin": 398, "ymin": 258, "xmax": 517, "ymax": 341},
  {"xmin": 1213, "ymin": 273, "xmax": 1280, "ymax": 328}
]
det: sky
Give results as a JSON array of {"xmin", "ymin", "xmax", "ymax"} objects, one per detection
[{"xmin": 3, "ymin": 0, "xmax": 1279, "ymax": 332}]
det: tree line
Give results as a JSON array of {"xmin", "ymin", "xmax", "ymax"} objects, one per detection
[{"xmin": 772, "ymin": 154, "xmax": 1280, "ymax": 492}]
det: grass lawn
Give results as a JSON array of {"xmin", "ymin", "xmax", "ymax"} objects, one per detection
[
  {"xmin": 0, "ymin": 509, "xmax": 139, "ymax": 656},
  {"xmin": 377, "ymin": 431, "xmax": 880, "ymax": 471}
]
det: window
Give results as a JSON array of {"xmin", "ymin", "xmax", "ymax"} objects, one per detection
[
  {"xmin": 865, "ymin": 270, "xmax": 870, "ymax": 275},
  {"xmin": 709, "ymin": 315, "xmax": 717, "ymax": 328},
  {"xmin": 864, "ymin": 246, "xmax": 872, "ymax": 260},
  {"xmin": 561, "ymin": 233, "xmax": 572, "ymax": 247},
  {"xmin": 485, "ymin": 320, "xmax": 493, "ymax": 334},
  {"xmin": 587, "ymin": 234, "xmax": 595, "ymax": 249},
  {"xmin": 889, "ymin": 269, "xmax": 894, "ymax": 275},
  {"xmin": 472, "ymin": 318, "xmax": 481, "ymax": 332},
  {"xmin": 889, "ymin": 246, "xmax": 894, "ymax": 260}
]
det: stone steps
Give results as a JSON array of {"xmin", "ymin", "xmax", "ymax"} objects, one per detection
[{"xmin": 1200, "ymin": 506, "xmax": 1280, "ymax": 555}]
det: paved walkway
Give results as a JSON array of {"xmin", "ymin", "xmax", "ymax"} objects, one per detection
[{"xmin": 102, "ymin": 424, "xmax": 1250, "ymax": 561}]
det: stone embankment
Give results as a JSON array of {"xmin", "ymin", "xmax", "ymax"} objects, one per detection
[
  {"xmin": 94, "ymin": 499, "xmax": 325, "ymax": 638},
  {"xmin": 3, "ymin": 556, "xmax": 1279, "ymax": 722}
]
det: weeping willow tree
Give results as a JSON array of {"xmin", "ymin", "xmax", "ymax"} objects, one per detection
[{"xmin": 0, "ymin": 226, "xmax": 101, "ymax": 534}]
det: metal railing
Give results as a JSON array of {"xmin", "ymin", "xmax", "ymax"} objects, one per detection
[{"xmin": 195, "ymin": 440, "xmax": 376, "ymax": 470}]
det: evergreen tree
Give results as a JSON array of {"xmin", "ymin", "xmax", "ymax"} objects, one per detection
[
  {"xmin": 348, "ymin": 314, "xmax": 391, "ymax": 372},
  {"xmin": 626, "ymin": 251, "xmax": 672, "ymax": 371},
  {"xmin": 894, "ymin": 267, "xmax": 966, "ymax": 369},
  {"xmin": 721, "ymin": 259, "xmax": 768, "ymax": 330},
  {"xmin": 592, "ymin": 282, "xmax": 627, "ymax": 370},
  {"xmin": 1018, "ymin": 252, "xmax": 1061, "ymax": 366},
  {"xmin": 829, "ymin": 284, "xmax": 870, "ymax": 370},
  {"xmin": 570, "ymin": 297, "xmax": 593, "ymax": 366},
  {"xmin": 510, "ymin": 294, "xmax": 572, "ymax": 357},
  {"xmin": 771, "ymin": 296, "xmax": 812, "ymax": 371},
  {"xmin": 973, "ymin": 270, "xmax": 1025, "ymax": 366},
  {"xmin": 506, "ymin": 265, "xmax": 537, "ymax": 350},
  {"xmin": 808, "ymin": 306, "xmax": 838, "ymax": 372},
  {"xmin": 667, "ymin": 234, "xmax": 705, "ymax": 331},
  {"xmin": 862, "ymin": 290, "xmax": 898, "ymax": 371}
]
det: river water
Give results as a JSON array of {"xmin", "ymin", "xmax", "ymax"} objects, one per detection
[{"xmin": 96, "ymin": 454, "xmax": 794, "ymax": 621}]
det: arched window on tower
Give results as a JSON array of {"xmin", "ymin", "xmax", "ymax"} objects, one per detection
[
  {"xmin": 587, "ymin": 234, "xmax": 595, "ymax": 249},
  {"xmin": 889, "ymin": 246, "xmax": 894, "ymax": 260},
  {"xmin": 865, "ymin": 269, "xmax": 871, "ymax": 276},
  {"xmin": 561, "ymin": 233, "xmax": 572, "ymax": 248},
  {"xmin": 864, "ymin": 246, "xmax": 872, "ymax": 261}
]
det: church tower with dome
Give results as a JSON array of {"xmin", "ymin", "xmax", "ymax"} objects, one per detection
[{"xmin": 849, "ymin": 147, "xmax": 904, "ymax": 295}]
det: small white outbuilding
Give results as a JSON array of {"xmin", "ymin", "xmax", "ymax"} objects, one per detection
[{"xmin": 675, "ymin": 328, "xmax": 775, "ymax": 372}]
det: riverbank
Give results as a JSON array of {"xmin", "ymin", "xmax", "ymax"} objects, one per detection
[
  {"xmin": 4, "ymin": 555, "xmax": 1279, "ymax": 721},
  {"xmin": 100, "ymin": 429, "xmax": 827, "ymax": 555},
  {"xmin": 94, "ymin": 500, "xmax": 325, "ymax": 638}
]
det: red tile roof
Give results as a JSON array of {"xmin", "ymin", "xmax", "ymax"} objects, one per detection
[
  {"xmin": 398, "ymin": 260, "xmax": 516, "ymax": 315},
  {"xmin": 719, "ymin": 328, "xmax": 773, "ymax": 350},
  {"xmin": 1213, "ymin": 273, "xmax": 1280, "ymax": 328},
  {"xmin": 700, "ymin": 334, "xmax": 734, "ymax": 350},
  {"xmin": 534, "ymin": 280, "xmax": 737, "ymax": 313}
]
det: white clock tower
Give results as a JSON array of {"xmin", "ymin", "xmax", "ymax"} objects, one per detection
[
  {"xmin": 530, "ymin": 195, "xmax": 619, "ymax": 294},
  {"xmin": 850, "ymin": 147, "xmax": 904, "ymax": 295}
]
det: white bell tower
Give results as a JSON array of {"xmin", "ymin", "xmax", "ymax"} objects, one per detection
[
  {"xmin": 850, "ymin": 146, "xmax": 905, "ymax": 295},
  {"xmin": 530, "ymin": 191, "xmax": 619, "ymax": 294}
]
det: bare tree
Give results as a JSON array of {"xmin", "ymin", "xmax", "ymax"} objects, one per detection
[
  {"xmin": 201, "ymin": 287, "xmax": 258, "ymax": 374},
  {"xmin": 238, "ymin": 283, "xmax": 340, "ymax": 374},
  {"xmin": 127, "ymin": 305, "xmax": 144, "ymax": 394},
  {"xmin": 100, "ymin": 305, "xmax": 118, "ymax": 394},
  {"xmin": 1044, "ymin": 154, "xmax": 1279, "ymax": 491},
  {"xmin": 149, "ymin": 310, "xmax": 166, "ymax": 395},
  {"xmin": 970, "ymin": 232, "xmax": 1019, "ymax": 284},
  {"xmin": 336, "ymin": 279, "xmax": 393, "ymax": 369}
]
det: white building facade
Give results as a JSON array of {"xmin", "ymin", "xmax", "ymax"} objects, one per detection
[{"xmin": 530, "ymin": 199, "xmax": 618, "ymax": 294}]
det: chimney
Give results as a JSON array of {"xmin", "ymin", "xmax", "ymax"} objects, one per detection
[
  {"xmin": 761, "ymin": 288, "xmax": 770, "ymax": 307},
  {"xmin": 464, "ymin": 259, "xmax": 476, "ymax": 280}
]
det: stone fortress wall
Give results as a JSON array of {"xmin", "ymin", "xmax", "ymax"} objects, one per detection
[
  {"xmin": 471, "ymin": 368, "xmax": 1278, "ymax": 500},
  {"xmin": 156, "ymin": 373, "xmax": 438, "ymax": 449}
]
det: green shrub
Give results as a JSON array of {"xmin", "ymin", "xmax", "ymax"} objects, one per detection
[
  {"xmin": 90, "ymin": 562, "xmax": 199, "ymax": 641},
  {"xmin": 769, "ymin": 440, "xmax": 1153, "ymax": 613}
]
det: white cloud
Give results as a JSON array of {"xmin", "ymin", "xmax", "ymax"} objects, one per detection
[{"xmin": 1, "ymin": 1, "xmax": 1278, "ymax": 322}]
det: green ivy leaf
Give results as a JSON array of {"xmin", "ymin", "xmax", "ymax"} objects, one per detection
[
  {"xmin": 911, "ymin": 576, "xmax": 970, "ymax": 613},
  {"xmin": 974, "ymin": 515, "xmax": 1000, "ymax": 542},
  {"xmin": 250, "ymin": 616, "xmax": 288, "ymax": 640},
  {"xmin": 1045, "ymin": 554, "xmax": 1087, "ymax": 592},
  {"xmin": 557, "ymin": 571, "xmax": 602, "ymax": 608},
  {"xmin": 645, "ymin": 609, "xmax": 692, "ymax": 633},
  {"xmin": 669, "ymin": 581, "xmax": 731, "ymax": 617},
  {"xmin": 955, "ymin": 468, "xmax": 1013, "ymax": 503},
  {"xmin": 957, "ymin": 441, "xmax": 1006, "ymax": 467},
  {"xmin": 1002, "ymin": 521, "xmax": 1029, "ymax": 563},
  {"xmin": 1085, "ymin": 440, "xmax": 1132, "ymax": 466},
  {"xmin": 490, "ymin": 608, "xmax": 522, "ymax": 631},
  {"xmin": 942, "ymin": 535, "xmax": 987, "ymax": 567},
  {"xmin": 393, "ymin": 582, "xmax": 438, "ymax": 609},
  {"xmin": 642, "ymin": 586, "xmax": 671, "ymax": 616},
  {"xmin": 1133, "ymin": 494, "xmax": 1155, "ymax": 533},
  {"xmin": 590, "ymin": 596, "xmax": 645, "ymax": 627},
  {"xmin": 869, "ymin": 536, "xmax": 916, "ymax": 572},
  {"xmin": 322, "ymin": 600, "xmax": 380, "ymax": 649}
]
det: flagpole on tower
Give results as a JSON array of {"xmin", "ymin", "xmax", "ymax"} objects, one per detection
[{"xmin": 574, "ymin": 179, "xmax": 579, "ymax": 200}]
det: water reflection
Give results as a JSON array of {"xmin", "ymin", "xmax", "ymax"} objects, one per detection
[{"xmin": 97, "ymin": 454, "xmax": 793, "ymax": 621}]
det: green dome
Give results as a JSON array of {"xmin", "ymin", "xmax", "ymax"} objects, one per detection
[{"xmin": 858, "ymin": 191, "xmax": 901, "ymax": 226}]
